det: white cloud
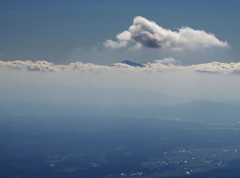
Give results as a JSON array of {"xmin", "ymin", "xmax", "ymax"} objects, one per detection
[
  {"xmin": 0, "ymin": 60, "xmax": 110, "ymax": 73},
  {"xmin": 2, "ymin": 59, "xmax": 240, "ymax": 101},
  {"xmin": 104, "ymin": 16, "xmax": 229, "ymax": 50},
  {"xmin": 193, "ymin": 61, "xmax": 240, "ymax": 74},
  {"xmin": 154, "ymin": 57, "xmax": 181, "ymax": 65},
  {"xmin": 1, "ymin": 59, "xmax": 240, "ymax": 75},
  {"xmin": 0, "ymin": 60, "xmax": 58, "ymax": 72}
]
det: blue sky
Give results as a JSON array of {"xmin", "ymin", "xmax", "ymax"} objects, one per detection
[
  {"xmin": 1, "ymin": 0, "xmax": 240, "ymax": 101},
  {"xmin": 1, "ymin": 0, "xmax": 240, "ymax": 64}
]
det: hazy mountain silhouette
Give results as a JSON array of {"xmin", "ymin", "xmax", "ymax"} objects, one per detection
[
  {"xmin": 120, "ymin": 60, "xmax": 145, "ymax": 67},
  {"xmin": 0, "ymin": 86, "xmax": 240, "ymax": 126},
  {"xmin": 161, "ymin": 100, "xmax": 240, "ymax": 125},
  {"xmin": 0, "ymin": 85, "xmax": 184, "ymax": 106}
]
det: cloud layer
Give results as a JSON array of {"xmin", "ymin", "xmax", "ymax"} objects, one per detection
[
  {"xmin": 1, "ymin": 59, "xmax": 240, "ymax": 101},
  {"xmin": 0, "ymin": 60, "xmax": 109, "ymax": 73},
  {"xmin": 1, "ymin": 59, "xmax": 240, "ymax": 74},
  {"xmin": 104, "ymin": 16, "xmax": 229, "ymax": 50}
]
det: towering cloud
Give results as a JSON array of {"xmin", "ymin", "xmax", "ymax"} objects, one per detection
[{"xmin": 104, "ymin": 16, "xmax": 229, "ymax": 50}]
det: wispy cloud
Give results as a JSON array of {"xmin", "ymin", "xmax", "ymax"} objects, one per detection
[
  {"xmin": 104, "ymin": 16, "xmax": 229, "ymax": 51},
  {"xmin": 154, "ymin": 57, "xmax": 181, "ymax": 65}
]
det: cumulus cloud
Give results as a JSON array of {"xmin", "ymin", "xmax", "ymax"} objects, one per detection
[
  {"xmin": 144, "ymin": 61, "xmax": 240, "ymax": 74},
  {"xmin": 193, "ymin": 61, "xmax": 240, "ymax": 74},
  {"xmin": 104, "ymin": 16, "xmax": 229, "ymax": 50},
  {"xmin": 0, "ymin": 60, "xmax": 110, "ymax": 73},
  {"xmin": 0, "ymin": 60, "xmax": 58, "ymax": 72},
  {"xmin": 1, "ymin": 59, "xmax": 240, "ymax": 74}
]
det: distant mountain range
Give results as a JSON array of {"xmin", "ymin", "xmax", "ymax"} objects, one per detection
[
  {"xmin": 0, "ymin": 85, "xmax": 184, "ymax": 106},
  {"xmin": 160, "ymin": 100, "xmax": 240, "ymax": 125},
  {"xmin": 120, "ymin": 60, "xmax": 145, "ymax": 67},
  {"xmin": 110, "ymin": 60, "xmax": 145, "ymax": 67},
  {"xmin": 0, "ymin": 86, "xmax": 240, "ymax": 126}
]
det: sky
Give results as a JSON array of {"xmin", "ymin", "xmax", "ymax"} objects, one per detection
[{"xmin": 1, "ymin": 0, "xmax": 240, "ymax": 101}]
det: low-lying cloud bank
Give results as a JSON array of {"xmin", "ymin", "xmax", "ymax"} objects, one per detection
[
  {"xmin": 1, "ymin": 59, "xmax": 240, "ymax": 74},
  {"xmin": 104, "ymin": 16, "xmax": 229, "ymax": 50},
  {"xmin": 0, "ymin": 60, "xmax": 109, "ymax": 73}
]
